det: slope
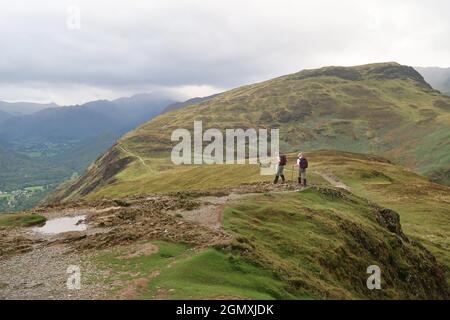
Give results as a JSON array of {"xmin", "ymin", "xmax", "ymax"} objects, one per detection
[
  {"xmin": 54, "ymin": 62, "xmax": 450, "ymax": 203},
  {"xmin": 87, "ymin": 186, "xmax": 448, "ymax": 299},
  {"xmin": 5, "ymin": 151, "xmax": 449, "ymax": 299},
  {"xmin": 416, "ymin": 66, "xmax": 450, "ymax": 95},
  {"xmin": 0, "ymin": 93, "xmax": 175, "ymax": 212}
]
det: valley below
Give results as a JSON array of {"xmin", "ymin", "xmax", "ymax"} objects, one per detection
[{"xmin": 0, "ymin": 186, "xmax": 51, "ymax": 213}]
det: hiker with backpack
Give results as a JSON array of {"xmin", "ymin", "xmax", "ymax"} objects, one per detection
[
  {"xmin": 296, "ymin": 152, "xmax": 308, "ymax": 187},
  {"xmin": 274, "ymin": 153, "xmax": 287, "ymax": 184}
]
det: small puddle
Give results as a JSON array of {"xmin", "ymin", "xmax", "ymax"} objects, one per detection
[{"xmin": 33, "ymin": 215, "xmax": 87, "ymax": 235}]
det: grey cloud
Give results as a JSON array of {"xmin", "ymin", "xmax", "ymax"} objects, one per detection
[{"xmin": 0, "ymin": 0, "xmax": 449, "ymax": 104}]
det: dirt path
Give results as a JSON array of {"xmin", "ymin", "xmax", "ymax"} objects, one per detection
[
  {"xmin": 316, "ymin": 170, "xmax": 351, "ymax": 191},
  {"xmin": 118, "ymin": 145, "xmax": 154, "ymax": 173},
  {"xmin": 173, "ymin": 183, "xmax": 300, "ymax": 229},
  {"xmin": 172, "ymin": 193, "xmax": 249, "ymax": 229}
]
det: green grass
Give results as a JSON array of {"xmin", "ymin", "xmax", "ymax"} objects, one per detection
[
  {"xmin": 147, "ymin": 248, "xmax": 296, "ymax": 299},
  {"xmin": 91, "ymin": 182, "xmax": 448, "ymax": 299},
  {"xmin": 0, "ymin": 213, "xmax": 46, "ymax": 227},
  {"xmin": 75, "ymin": 149, "xmax": 450, "ymax": 292},
  {"xmin": 90, "ymin": 163, "xmax": 268, "ymax": 198},
  {"xmin": 93, "ymin": 241, "xmax": 294, "ymax": 299},
  {"xmin": 308, "ymin": 151, "xmax": 450, "ymax": 277},
  {"xmin": 80, "ymin": 154, "xmax": 328, "ymax": 199},
  {"xmin": 221, "ymin": 188, "xmax": 448, "ymax": 299},
  {"xmin": 95, "ymin": 241, "xmax": 188, "ymax": 274}
]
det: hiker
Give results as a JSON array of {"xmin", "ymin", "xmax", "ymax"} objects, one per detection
[
  {"xmin": 296, "ymin": 152, "xmax": 308, "ymax": 187},
  {"xmin": 274, "ymin": 153, "xmax": 287, "ymax": 184}
]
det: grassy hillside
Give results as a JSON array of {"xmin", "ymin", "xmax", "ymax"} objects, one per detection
[
  {"xmin": 52, "ymin": 62, "xmax": 450, "ymax": 203},
  {"xmin": 51, "ymin": 149, "xmax": 450, "ymax": 279},
  {"xmin": 47, "ymin": 63, "xmax": 450, "ymax": 295},
  {"xmin": 308, "ymin": 151, "xmax": 450, "ymax": 271},
  {"xmin": 220, "ymin": 188, "xmax": 447, "ymax": 299},
  {"xmin": 121, "ymin": 62, "xmax": 450, "ymax": 178},
  {"xmin": 89, "ymin": 183, "xmax": 448, "ymax": 299}
]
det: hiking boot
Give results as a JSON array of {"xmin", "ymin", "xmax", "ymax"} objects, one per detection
[
  {"xmin": 281, "ymin": 175, "xmax": 285, "ymax": 183},
  {"xmin": 274, "ymin": 176, "xmax": 279, "ymax": 184},
  {"xmin": 303, "ymin": 179, "xmax": 307, "ymax": 187},
  {"xmin": 298, "ymin": 177, "xmax": 301, "ymax": 184}
]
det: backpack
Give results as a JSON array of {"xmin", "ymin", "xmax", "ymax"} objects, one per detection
[
  {"xmin": 279, "ymin": 155, "xmax": 287, "ymax": 166},
  {"xmin": 299, "ymin": 157, "xmax": 308, "ymax": 169}
]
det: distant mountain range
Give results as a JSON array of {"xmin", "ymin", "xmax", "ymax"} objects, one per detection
[
  {"xmin": 0, "ymin": 94, "xmax": 174, "ymax": 142},
  {"xmin": 0, "ymin": 93, "xmax": 179, "ymax": 211},
  {"xmin": 0, "ymin": 101, "xmax": 58, "ymax": 116},
  {"xmin": 416, "ymin": 66, "xmax": 450, "ymax": 95},
  {"xmin": 0, "ymin": 110, "xmax": 13, "ymax": 123}
]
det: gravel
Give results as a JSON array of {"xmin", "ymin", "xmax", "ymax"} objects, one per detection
[{"xmin": 0, "ymin": 244, "xmax": 107, "ymax": 300}]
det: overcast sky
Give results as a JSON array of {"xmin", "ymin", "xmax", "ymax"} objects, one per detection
[{"xmin": 0, "ymin": 0, "xmax": 449, "ymax": 105}]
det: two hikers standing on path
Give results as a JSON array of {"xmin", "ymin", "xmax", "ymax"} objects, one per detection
[{"xmin": 274, "ymin": 152, "xmax": 308, "ymax": 187}]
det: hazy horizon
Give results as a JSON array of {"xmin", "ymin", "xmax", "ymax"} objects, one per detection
[{"xmin": 1, "ymin": 0, "xmax": 449, "ymax": 105}]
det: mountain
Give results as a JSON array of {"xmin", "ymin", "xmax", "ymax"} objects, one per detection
[
  {"xmin": 0, "ymin": 110, "xmax": 13, "ymax": 123},
  {"xmin": 48, "ymin": 63, "xmax": 450, "ymax": 283},
  {"xmin": 53, "ymin": 62, "xmax": 450, "ymax": 203},
  {"xmin": 0, "ymin": 101, "xmax": 59, "ymax": 116},
  {"xmin": 416, "ymin": 67, "xmax": 450, "ymax": 95},
  {"xmin": 0, "ymin": 93, "xmax": 177, "ymax": 212},
  {"xmin": 0, "ymin": 147, "xmax": 39, "ymax": 184},
  {"xmin": 0, "ymin": 94, "xmax": 174, "ymax": 142}
]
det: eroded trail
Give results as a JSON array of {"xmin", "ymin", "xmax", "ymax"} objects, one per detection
[
  {"xmin": 0, "ymin": 182, "xmax": 297, "ymax": 299},
  {"xmin": 316, "ymin": 170, "xmax": 351, "ymax": 191},
  {"xmin": 118, "ymin": 145, "xmax": 154, "ymax": 173}
]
